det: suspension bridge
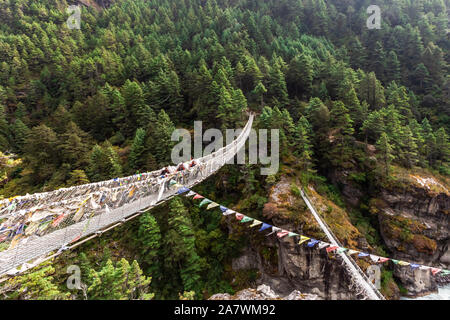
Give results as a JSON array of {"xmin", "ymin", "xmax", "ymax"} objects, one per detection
[{"xmin": 0, "ymin": 113, "xmax": 384, "ymax": 300}]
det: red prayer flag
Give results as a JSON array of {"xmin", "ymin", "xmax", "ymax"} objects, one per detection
[
  {"xmin": 431, "ymin": 268, "xmax": 442, "ymax": 276},
  {"xmin": 193, "ymin": 194, "xmax": 204, "ymax": 200},
  {"xmin": 378, "ymin": 257, "xmax": 390, "ymax": 263},
  {"xmin": 235, "ymin": 213, "xmax": 244, "ymax": 221},
  {"xmin": 52, "ymin": 214, "xmax": 65, "ymax": 227},
  {"xmin": 326, "ymin": 246, "xmax": 339, "ymax": 253},
  {"xmin": 277, "ymin": 230, "xmax": 289, "ymax": 238}
]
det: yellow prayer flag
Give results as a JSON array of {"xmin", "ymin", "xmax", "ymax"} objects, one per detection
[
  {"xmin": 298, "ymin": 236, "xmax": 310, "ymax": 245},
  {"xmin": 250, "ymin": 220, "xmax": 262, "ymax": 228}
]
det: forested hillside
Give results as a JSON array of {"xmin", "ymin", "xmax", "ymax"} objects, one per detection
[{"xmin": 0, "ymin": 0, "xmax": 448, "ymax": 299}]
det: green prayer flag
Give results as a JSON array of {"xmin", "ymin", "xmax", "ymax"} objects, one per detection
[
  {"xmin": 199, "ymin": 199, "xmax": 212, "ymax": 207},
  {"xmin": 240, "ymin": 216, "xmax": 253, "ymax": 223}
]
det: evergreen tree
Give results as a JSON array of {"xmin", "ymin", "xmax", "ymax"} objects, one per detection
[
  {"xmin": 24, "ymin": 124, "xmax": 59, "ymax": 183},
  {"xmin": 398, "ymin": 126, "xmax": 418, "ymax": 168},
  {"xmin": 88, "ymin": 259, "xmax": 153, "ymax": 300},
  {"xmin": 152, "ymin": 110, "xmax": 175, "ymax": 166},
  {"xmin": 12, "ymin": 119, "xmax": 29, "ymax": 153},
  {"xmin": 422, "ymin": 118, "xmax": 436, "ymax": 166},
  {"xmin": 129, "ymin": 128, "xmax": 147, "ymax": 171},
  {"xmin": 87, "ymin": 142, "xmax": 122, "ymax": 182},
  {"xmin": 287, "ymin": 53, "xmax": 313, "ymax": 98},
  {"xmin": 138, "ymin": 213, "xmax": 161, "ymax": 272},
  {"xmin": 376, "ymin": 132, "xmax": 394, "ymax": 177},
  {"xmin": 386, "ymin": 51, "xmax": 401, "ymax": 83},
  {"xmin": 294, "ymin": 116, "xmax": 314, "ymax": 173},
  {"xmin": 67, "ymin": 170, "xmax": 90, "ymax": 186},
  {"xmin": 435, "ymin": 127, "xmax": 449, "ymax": 167},
  {"xmin": 164, "ymin": 198, "xmax": 202, "ymax": 296},
  {"xmin": 58, "ymin": 121, "xmax": 90, "ymax": 169},
  {"xmin": 0, "ymin": 104, "xmax": 11, "ymax": 150}
]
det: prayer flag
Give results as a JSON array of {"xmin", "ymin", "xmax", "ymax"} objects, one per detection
[
  {"xmin": 378, "ymin": 257, "xmax": 390, "ymax": 263},
  {"xmin": 298, "ymin": 236, "xmax": 310, "ymax": 245},
  {"xmin": 259, "ymin": 223, "xmax": 272, "ymax": 232},
  {"xmin": 336, "ymin": 247, "xmax": 348, "ymax": 254},
  {"xmin": 185, "ymin": 191, "xmax": 196, "ymax": 197},
  {"xmin": 277, "ymin": 230, "xmax": 290, "ymax": 238},
  {"xmin": 318, "ymin": 242, "xmax": 330, "ymax": 249},
  {"xmin": 199, "ymin": 199, "xmax": 212, "ymax": 207},
  {"xmin": 240, "ymin": 216, "xmax": 253, "ymax": 223},
  {"xmin": 250, "ymin": 220, "xmax": 262, "ymax": 228},
  {"xmin": 193, "ymin": 194, "xmax": 204, "ymax": 200},
  {"xmin": 235, "ymin": 213, "xmax": 244, "ymax": 221},
  {"xmin": 307, "ymin": 239, "xmax": 319, "ymax": 247},
  {"xmin": 223, "ymin": 209, "xmax": 235, "ymax": 216},
  {"xmin": 398, "ymin": 261, "xmax": 410, "ymax": 266},
  {"xmin": 206, "ymin": 202, "xmax": 219, "ymax": 210},
  {"xmin": 267, "ymin": 227, "xmax": 281, "ymax": 236},
  {"xmin": 176, "ymin": 187, "xmax": 190, "ymax": 194},
  {"xmin": 431, "ymin": 268, "xmax": 441, "ymax": 276},
  {"xmin": 358, "ymin": 252, "xmax": 369, "ymax": 258},
  {"xmin": 219, "ymin": 206, "xmax": 228, "ymax": 212},
  {"xmin": 326, "ymin": 246, "xmax": 339, "ymax": 253},
  {"xmin": 52, "ymin": 214, "xmax": 65, "ymax": 227},
  {"xmin": 288, "ymin": 232, "xmax": 298, "ymax": 237}
]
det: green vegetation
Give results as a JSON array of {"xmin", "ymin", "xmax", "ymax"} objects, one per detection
[{"xmin": 0, "ymin": 0, "xmax": 448, "ymax": 299}]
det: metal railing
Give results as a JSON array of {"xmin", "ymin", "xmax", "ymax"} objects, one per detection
[{"xmin": 0, "ymin": 115, "xmax": 254, "ymax": 277}]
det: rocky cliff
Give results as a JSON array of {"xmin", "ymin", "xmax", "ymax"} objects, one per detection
[
  {"xmin": 372, "ymin": 172, "xmax": 449, "ymax": 296},
  {"xmin": 228, "ymin": 175, "xmax": 372, "ymax": 300},
  {"xmin": 330, "ymin": 166, "xmax": 449, "ymax": 297}
]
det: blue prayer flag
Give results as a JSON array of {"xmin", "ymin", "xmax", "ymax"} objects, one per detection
[
  {"xmin": 259, "ymin": 223, "xmax": 272, "ymax": 232},
  {"xmin": 307, "ymin": 239, "xmax": 320, "ymax": 247}
]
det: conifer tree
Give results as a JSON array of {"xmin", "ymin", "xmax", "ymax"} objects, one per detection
[
  {"xmin": 164, "ymin": 198, "xmax": 202, "ymax": 295},
  {"xmin": 12, "ymin": 119, "xmax": 29, "ymax": 153},
  {"xmin": 435, "ymin": 127, "xmax": 449, "ymax": 167},
  {"xmin": 138, "ymin": 213, "xmax": 161, "ymax": 272},
  {"xmin": 153, "ymin": 110, "xmax": 175, "ymax": 166},
  {"xmin": 0, "ymin": 104, "xmax": 11, "ymax": 150},
  {"xmin": 376, "ymin": 132, "xmax": 394, "ymax": 177},
  {"xmin": 88, "ymin": 259, "xmax": 153, "ymax": 300},
  {"xmin": 87, "ymin": 142, "xmax": 122, "ymax": 182},
  {"xmin": 422, "ymin": 118, "xmax": 436, "ymax": 166},
  {"xmin": 294, "ymin": 116, "xmax": 314, "ymax": 173},
  {"xmin": 129, "ymin": 128, "xmax": 147, "ymax": 171}
]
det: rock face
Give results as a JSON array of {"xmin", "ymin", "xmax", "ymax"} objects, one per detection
[
  {"xmin": 209, "ymin": 284, "xmax": 319, "ymax": 300},
  {"xmin": 229, "ymin": 176, "xmax": 364, "ymax": 300},
  {"xmin": 375, "ymin": 180, "xmax": 450, "ymax": 296},
  {"xmin": 330, "ymin": 167, "xmax": 449, "ymax": 297}
]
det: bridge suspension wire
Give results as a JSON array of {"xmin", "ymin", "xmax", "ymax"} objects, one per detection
[
  {"xmin": 299, "ymin": 189, "xmax": 385, "ymax": 300},
  {"xmin": 0, "ymin": 114, "xmax": 254, "ymax": 278}
]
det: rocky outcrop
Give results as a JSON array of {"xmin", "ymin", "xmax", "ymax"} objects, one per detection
[
  {"xmin": 209, "ymin": 284, "xmax": 319, "ymax": 300},
  {"xmin": 228, "ymin": 176, "xmax": 366, "ymax": 300},
  {"xmin": 374, "ymin": 177, "xmax": 450, "ymax": 296}
]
